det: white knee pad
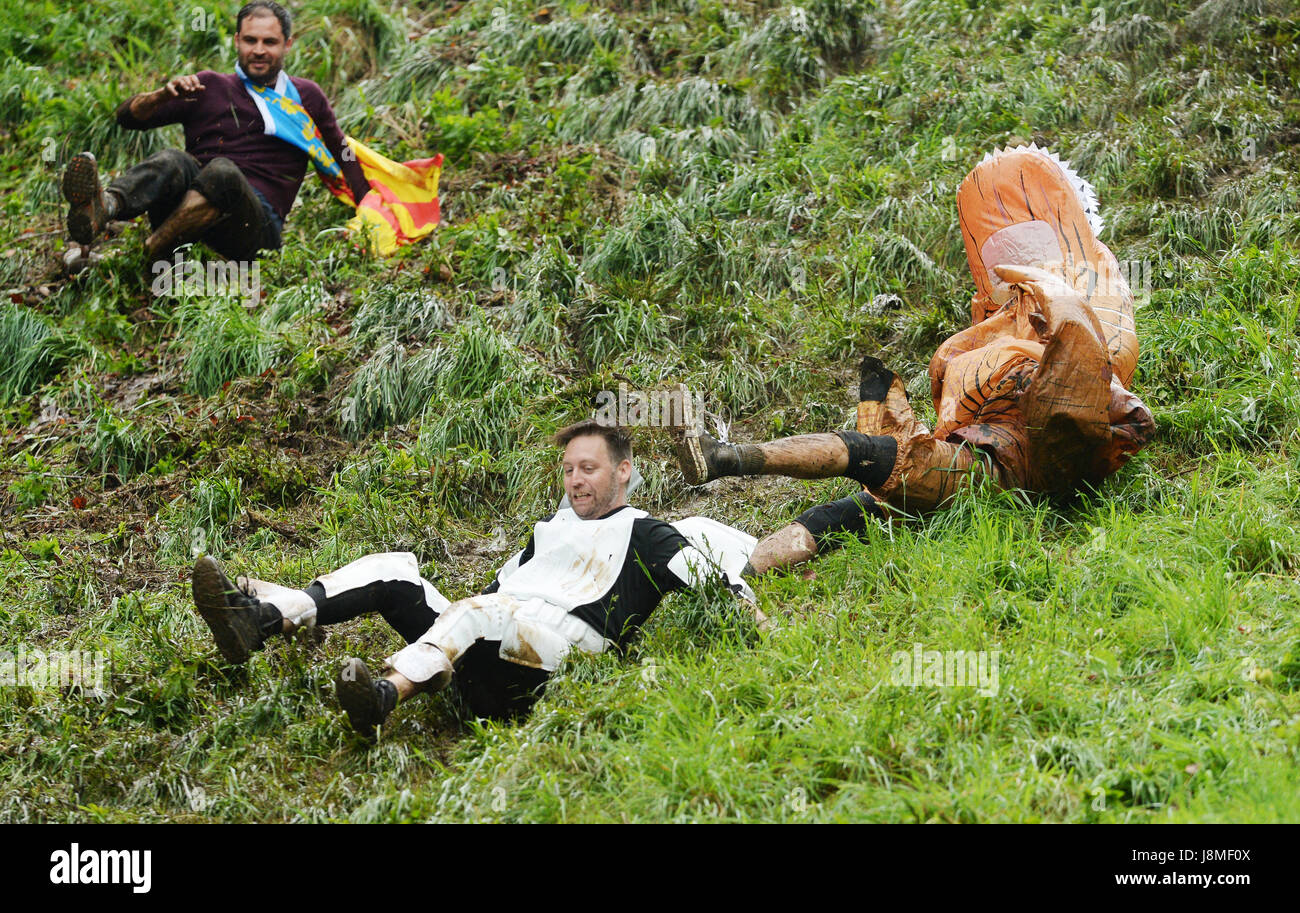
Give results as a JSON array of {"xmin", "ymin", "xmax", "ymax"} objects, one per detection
[
  {"xmin": 316, "ymin": 552, "xmax": 436, "ymax": 598},
  {"xmin": 387, "ymin": 642, "xmax": 453, "ymax": 690}
]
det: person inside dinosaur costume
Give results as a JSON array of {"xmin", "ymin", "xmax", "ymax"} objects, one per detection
[{"xmin": 675, "ymin": 144, "xmax": 1155, "ymax": 574}]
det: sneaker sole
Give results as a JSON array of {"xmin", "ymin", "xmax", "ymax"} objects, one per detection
[
  {"xmin": 63, "ymin": 154, "xmax": 106, "ymax": 245},
  {"xmin": 335, "ymin": 658, "xmax": 382, "ymax": 737},
  {"xmin": 191, "ymin": 556, "xmax": 260, "ymax": 665}
]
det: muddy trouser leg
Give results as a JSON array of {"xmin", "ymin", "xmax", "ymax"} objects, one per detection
[
  {"xmin": 106, "ymin": 151, "xmax": 281, "ymax": 259},
  {"xmin": 105, "ymin": 149, "xmax": 200, "ymax": 228},
  {"xmin": 190, "ymin": 157, "xmax": 283, "ymax": 260}
]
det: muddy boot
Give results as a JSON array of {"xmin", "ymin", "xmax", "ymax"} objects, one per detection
[
  {"xmin": 144, "ymin": 189, "xmax": 222, "ymax": 262},
  {"xmin": 63, "ymin": 153, "xmax": 118, "ymax": 245},
  {"xmin": 191, "ymin": 556, "xmax": 284, "ymax": 664},
  {"xmin": 674, "ymin": 429, "xmax": 766, "ymax": 485},
  {"xmin": 335, "ymin": 658, "xmax": 400, "ymax": 737}
]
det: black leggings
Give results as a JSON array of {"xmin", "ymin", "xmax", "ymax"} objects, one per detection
[
  {"xmin": 301, "ymin": 556, "xmax": 549, "ymax": 719},
  {"xmin": 305, "ymin": 577, "xmax": 436, "ymax": 644},
  {"xmin": 795, "ymin": 490, "xmax": 886, "ymax": 550}
]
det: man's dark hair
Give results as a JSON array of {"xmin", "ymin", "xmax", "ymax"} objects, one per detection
[
  {"xmin": 237, "ymin": 1, "xmax": 292, "ymax": 40},
  {"xmin": 554, "ymin": 419, "xmax": 633, "ymax": 466}
]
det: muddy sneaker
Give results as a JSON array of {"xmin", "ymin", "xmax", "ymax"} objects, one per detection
[
  {"xmin": 336, "ymin": 658, "xmax": 398, "ymax": 737},
  {"xmin": 191, "ymin": 555, "xmax": 280, "ymax": 664},
  {"xmin": 63, "ymin": 153, "xmax": 115, "ymax": 245},
  {"xmin": 675, "ymin": 428, "xmax": 720, "ymax": 485}
]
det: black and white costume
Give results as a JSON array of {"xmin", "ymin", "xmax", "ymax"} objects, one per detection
[{"xmin": 241, "ymin": 506, "xmax": 755, "ymax": 716}]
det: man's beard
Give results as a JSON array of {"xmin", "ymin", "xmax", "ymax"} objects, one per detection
[
  {"xmin": 572, "ymin": 485, "xmax": 618, "ymax": 519},
  {"xmin": 239, "ymin": 56, "xmax": 283, "ymax": 86}
]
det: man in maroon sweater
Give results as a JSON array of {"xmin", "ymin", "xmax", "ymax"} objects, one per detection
[{"xmin": 61, "ymin": 1, "xmax": 368, "ymax": 269}]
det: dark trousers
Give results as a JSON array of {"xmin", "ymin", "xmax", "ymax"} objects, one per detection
[
  {"xmin": 107, "ymin": 149, "xmax": 283, "ymax": 260},
  {"xmin": 303, "ymin": 574, "xmax": 550, "ymax": 721}
]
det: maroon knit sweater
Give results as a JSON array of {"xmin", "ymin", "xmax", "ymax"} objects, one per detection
[{"xmin": 115, "ymin": 70, "xmax": 370, "ymax": 222}]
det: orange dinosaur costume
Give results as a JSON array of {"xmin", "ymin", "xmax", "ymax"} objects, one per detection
[
  {"xmin": 856, "ymin": 143, "xmax": 1154, "ymax": 511},
  {"xmin": 675, "ymin": 145, "xmax": 1157, "ymax": 573}
]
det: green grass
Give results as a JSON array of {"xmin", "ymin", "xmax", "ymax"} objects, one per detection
[{"xmin": 0, "ymin": 0, "xmax": 1298, "ymax": 822}]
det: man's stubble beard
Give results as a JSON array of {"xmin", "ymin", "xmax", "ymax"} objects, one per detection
[
  {"xmin": 576, "ymin": 482, "xmax": 624, "ymax": 520},
  {"xmin": 238, "ymin": 53, "xmax": 285, "ymax": 87}
]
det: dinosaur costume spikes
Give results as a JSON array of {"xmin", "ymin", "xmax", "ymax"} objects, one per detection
[{"xmin": 977, "ymin": 142, "xmax": 1103, "ymax": 235}]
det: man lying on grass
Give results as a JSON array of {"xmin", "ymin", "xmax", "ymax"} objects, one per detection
[
  {"xmin": 192, "ymin": 420, "xmax": 761, "ymax": 735},
  {"xmin": 676, "ymin": 144, "xmax": 1156, "ymax": 575},
  {"xmin": 59, "ymin": 1, "xmax": 368, "ymax": 273}
]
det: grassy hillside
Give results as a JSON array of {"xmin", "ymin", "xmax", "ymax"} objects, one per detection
[{"xmin": 1, "ymin": 0, "xmax": 1298, "ymax": 822}]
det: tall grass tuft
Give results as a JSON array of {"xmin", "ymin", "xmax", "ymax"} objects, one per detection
[{"xmin": 0, "ymin": 303, "xmax": 88, "ymax": 404}]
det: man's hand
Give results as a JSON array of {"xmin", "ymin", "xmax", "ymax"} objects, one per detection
[
  {"xmin": 127, "ymin": 75, "xmax": 205, "ymax": 121},
  {"xmin": 164, "ymin": 75, "xmax": 206, "ymax": 99}
]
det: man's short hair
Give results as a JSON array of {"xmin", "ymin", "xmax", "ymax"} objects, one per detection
[
  {"xmin": 554, "ymin": 420, "xmax": 632, "ymax": 466},
  {"xmin": 237, "ymin": 1, "xmax": 293, "ymax": 39}
]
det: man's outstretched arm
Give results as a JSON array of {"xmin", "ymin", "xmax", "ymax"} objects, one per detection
[
  {"xmin": 638, "ymin": 519, "xmax": 768, "ymax": 629},
  {"xmin": 117, "ymin": 74, "xmax": 206, "ymax": 128}
]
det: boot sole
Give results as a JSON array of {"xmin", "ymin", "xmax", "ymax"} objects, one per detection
[
  {"xmin": 336, "ymin": 659, "xmax": 383, "ymax": 736},
  {"xmin": 674, "ymin": 431, "xmax": 710, "ymax": 486},
  {"xmin": 63, "ymin": 154, "xmax": 106, "ymax": 245},
  {"xmin": 191, "ymin": 556, "xmax": 261, "ymax": 665}
]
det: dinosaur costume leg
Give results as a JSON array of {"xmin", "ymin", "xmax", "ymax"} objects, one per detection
[{"xmin": 854, "ymin": 356, "xmax": 1007, "ymax": 513}]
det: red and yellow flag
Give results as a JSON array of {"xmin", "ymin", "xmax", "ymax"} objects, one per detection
[{"xmin": 326, "ymin": 138, "xmax": 443, "ymax": 256}]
